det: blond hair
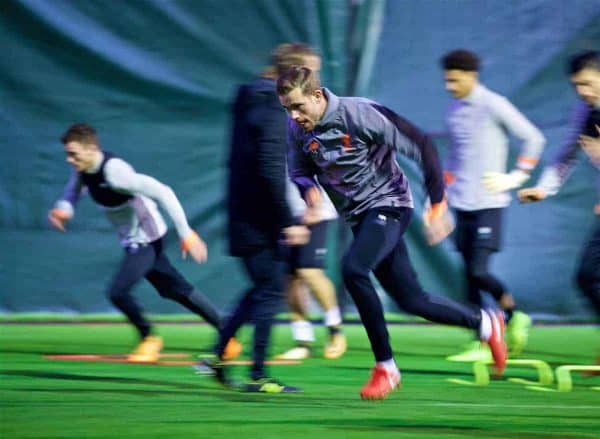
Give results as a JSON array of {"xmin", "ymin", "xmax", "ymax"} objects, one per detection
[{"xmin": 276, "ymin": 66, "xmax": 320, "ymax": 96}]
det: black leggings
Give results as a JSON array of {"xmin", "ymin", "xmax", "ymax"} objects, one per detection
[
  {"xmin": 215, "ymin": 246, "xmax": 286, "ymax": 379},
  {"xmin": 342, "ymin": 208, "xmax": 481, "ymax": 362},
  {"xmin": 576, "ymin": 219, "xmax": 600, "ymax": 321},
  {"xmin": 106, "ymin": 239, "xmax": 221, "ymax": 338},
  {"xmin": 461, "ymin": 247, "xmax": 507, "ymax": 307}
]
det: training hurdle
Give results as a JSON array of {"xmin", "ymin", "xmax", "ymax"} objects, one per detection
[
  {"xmin": 447, "ymin": 359, "xmax": 553, "ymax": 387},
  {"xmin": 527, "ymin": 365, "xmax": 600, "ymax": 392},
  {"xmin": 446, "ymin": 357, "xmax": 600, "ymax": 391}
]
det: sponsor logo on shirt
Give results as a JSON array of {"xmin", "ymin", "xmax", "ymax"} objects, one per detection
[{"xmin": 341, "ymin": 134, "xmax": 355, "ymax": 152}]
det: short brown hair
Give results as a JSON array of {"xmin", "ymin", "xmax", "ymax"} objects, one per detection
[
  {"xmin": 276, "ymin": 66, "xmax": 320, "ymax": 97},
  {"xmin": 60, "ymin": 123, "xmax": 98, "ymax": 145},
  {"xmin": 272, "ymin": 43, "xmax": 318, "ymax": 76}
]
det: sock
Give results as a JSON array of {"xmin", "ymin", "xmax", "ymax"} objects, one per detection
[
  {"xmin": 479, "ymin": 310, "xmax": 492, "ymax": 341},
  {"xmin": 291, "ymin": 320, "xmax": 315, "ymax": 343},
  {"xmin": 376, "ymin": 358, "xmax": 399, "ymax": 374},
  {"xmin": 323, "ymin": 306, "xmax": 342, "ymax": 327}
]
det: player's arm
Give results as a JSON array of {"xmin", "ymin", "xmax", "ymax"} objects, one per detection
[
  {"xmin": 254, "ymin": 107, "xmax": 295, "ymax": 227},
  {"xmin": 367, "ymin": 103, "xmax": 451, "ymax": 244},
  {"xmin": 483, "ymin": 96, "xmax": 546, "ymax": 193},
  {"xmin": 518, "ymin": 104, "xmax": 589, "ymax": 203},
  {"xmin": 104, "ymin": 158, "xmax": 207, "ymax": 263},
  {"xmin": 287, "ymin": 123, "xmax": 321, "ymax": 208},
  {"xmin": 579, "ymin": 125, "xmax": 600, "ymax": 167},
  {"xmin": 48, "ymin": 169, "xmax": 84, "ymax": 232}
]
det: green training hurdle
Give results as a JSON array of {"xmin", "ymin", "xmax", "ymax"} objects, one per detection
[
  {"xmin": 447, "ymin": 358, "xmax": 553, "ymax": 387},
  {"xmin": 554, "ymin": 365, "xmax": 600, "ymax": 392}
]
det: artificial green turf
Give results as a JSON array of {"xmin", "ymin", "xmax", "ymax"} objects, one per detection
[{"xmin": 1, "ymin": 324, "xmax": 598, "ymax": 438}]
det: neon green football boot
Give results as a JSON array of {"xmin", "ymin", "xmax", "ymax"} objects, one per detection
[
  {"xmin": 506, "ymin": 311, "xmax": 532, "ymax": 356},
  {"xmin": 446, "ymin": 341, "xmax": 492, "ymax": 362}
]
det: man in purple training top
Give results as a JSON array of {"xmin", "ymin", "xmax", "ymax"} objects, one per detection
[{"xmin": 277, "ymin": 66, "xmax": 507, "ymax": 400}]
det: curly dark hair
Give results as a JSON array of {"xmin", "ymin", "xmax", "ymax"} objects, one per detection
[
  {"xmin": 568, "ymin": 50, "xmax": 600, "ymax": 75},
  {"xmin": 441, "ymin": 49, "xmax": 480, "ymax": 72}
]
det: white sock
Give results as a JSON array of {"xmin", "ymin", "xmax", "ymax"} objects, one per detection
[
  {"xmin": 291, "ymin": 320, "xmax": 315, "ymax": 343},
  {"xmin": 376, "ymin": 358, "xmax": 399, "ymax": 374},
  {"xmin": 479, "ymin": 310, "xmax": 492, "ymax": 341},
  {"xmin": 324, "ymin": 306, "xmax": 342, "ymax": 327}
]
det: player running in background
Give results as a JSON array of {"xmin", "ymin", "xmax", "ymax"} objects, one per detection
[
  {"xmin": 275, "ymin": 178, "xmax": 346, "ymax": 361},
  {"xmin": 519, "ymin": 50, "xmax": 600, "ymax": 368},
  {"xmin": 48, "ymin": 123, "xmax": 241, "ymax": 362},
  {"xmin": 278, "ymin": 66, "xmax": 507, "ymax": 400},
  {"xmin": 203, "ymin": 44, "xmax": 312, "ymax": 393},
  {"xmin": 440, "ymin": 49, "xmax": 545, "ymax": 360}
]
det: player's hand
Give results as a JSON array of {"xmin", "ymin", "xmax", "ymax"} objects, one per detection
[
  {"xmin": 423, "ymin": 198, "xmax": 454, "ymax": 246},
  {"xmin": 517, "ymin": 187, "xmax": 547, "ymax": 203},
  {"xmin": 482, "ymin": 169, "xmax": 529, "ymax": 193},
  {"xmin": 304, "ymin": 187, "xmax": 322, "ymax": 208},
  {"xmin": 180, "ymin": 231, "xmax": 208, "ymax": 264},
  {"xmin": 282, "ymin": 225, "xmax": 311, "ymax": 246},
  {"xmin": 443, "ymin": 170, "xmax": 456, "ymax": 187},
  {"xmin": 579, "ymin": 125, "xmax": 600, "ymax": 167},
  {"xmin": 594, "ymin": 203, "xmax": 600, "ymax": 216},
  {"xmin": 48, "ymin": 208, "xmax": 72, "ymax": 232},
  {"xmin": 302, "ymin": 206, "xmax": 322, "ymax": 225}
]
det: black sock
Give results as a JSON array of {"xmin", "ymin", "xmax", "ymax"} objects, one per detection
[
  {"xmin": 328, "ymin": 325, "xmax": 341, "ymax": 337},
  {"xmin": 297, "ymin": 341, "xmax": 312, "ymax": 350}
]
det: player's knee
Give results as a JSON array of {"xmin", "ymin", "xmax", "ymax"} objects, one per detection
[
  {"xmin": 107, "ymin": 289, "xmax": 128, "ymax": 305},
  {"xmin": 341, "ymin": 258, "xmax": 368, "ymax": 285}
]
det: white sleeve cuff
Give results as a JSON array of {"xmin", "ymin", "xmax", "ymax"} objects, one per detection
[{"xmin": 54, "ymin": 200, "xmax": 74, "ymax": 217}]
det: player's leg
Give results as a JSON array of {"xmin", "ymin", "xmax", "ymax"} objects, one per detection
[
  {"xmin": 239, "ymin": 246, "xmax": 300, "ymax": 392},
  {"xmin": 341, "ymin": 210, "xmax": 404, "ymax": 399},
  {"xmin": 575, "ymin": 219, "xmax": 600, "ymax": 370},
  {"xmin": 447, "ymin": 211, "xmax": 491, "ymax": 360},
  {"xmin": 106, "ymin": 243, "xmax": 161, "ymax": 361},
  {"xmin": 576, "ymin": 220, "xmax": 600, "ymax": 319},
  {"xmin": 244, "ymin": 247, "xmax": 286, "ymax": 379},
  {"xmin": 372, "ymin": 209, "xmax": 506, "ymax": 375},
  {"xmin": 275, "ymin": 275, "xmax": 313, "ymax": 360},
  {"xmin": 145, "ymin": 239, "xmax": 241, "ymax": 360},
  {"xmin": 297, "ymin": 268, "xmax": 346, "ymax": 359},
  {"xmin": 295, "ymin": 220, "xmax": 345, "ymax": 359},
  {"xmin": 469, "ymin": 209, "xmax": 531, "ymax": 355}
]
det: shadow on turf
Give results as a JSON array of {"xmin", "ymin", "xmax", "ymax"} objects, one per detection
[
  {"xmin": 0, "ymin": 370, "xmax": 328, "ymax": 404},
  {"xmin": 0, "ymin": 346, "xmax": 139, "ymax": 356},
  {"xmin": 0, "ymin": 370, "xmax": 197, "ymax": 390},
  {"xmin": 182, "ymin": 418, "xmax": 586, "ymax": 438}
]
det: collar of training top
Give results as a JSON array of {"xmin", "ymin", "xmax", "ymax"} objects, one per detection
[
  {"xmin": 315, "ymin": 87, "xmax": 340, "ymax": 129},
  {"xmin": 461, "ymin": 83, "xmax": 486, "ymax": 104}
]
